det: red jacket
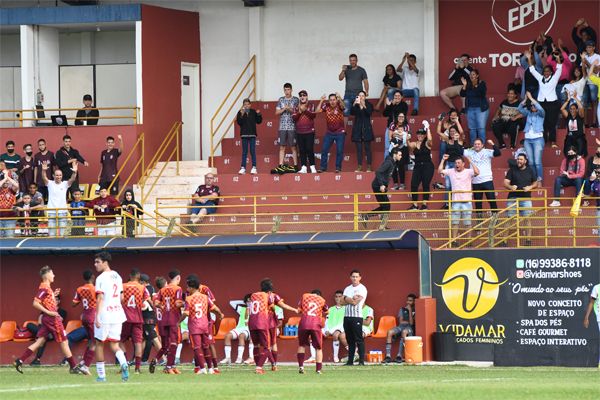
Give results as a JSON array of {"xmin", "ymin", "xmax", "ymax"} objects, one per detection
[
  {"xmin": 559, "ymin": 157, "xmax": 585, "ymax": 179},
  {"xmin": 86, "ymin": 195, "xmax": 120, "ymax": 225}
]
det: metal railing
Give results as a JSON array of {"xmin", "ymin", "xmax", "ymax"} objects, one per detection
[
  {"xmin": 210, "ymin": 55, "xmax": 256, "ymax": 167},
  {"xmin": 0, "ymin": 106, "xmax": 140, "ymax": 127}
]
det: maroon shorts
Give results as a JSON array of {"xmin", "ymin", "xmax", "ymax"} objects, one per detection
[
  {"xmin": 161, "ymin": 325, "xmax": 181, "ymax": 345},
  {"xmin": 298, "ymin": 329, "xmax": 323, "ymax": 349},
  {"xmin": 121, "ymin": 322, "xmax": 143, "ymax": 344},
  {"xmin": 208, "ymin": 320, "xmax": 215, "ymax": 345},
  {"xmin": 157, "ymin": 322, "xmax": 166, "ymax": 338},
  {"xmin": 268, "ymin": 327, "xmax": 277, "ymax": 346},
  {"xmin": 82, "ymin": 320, "xmax": 94, "ymax": 343},
  {"xmin": 250, "ymin": 329, "xmax": 270, "ymax": 348},
  {"xmin": 190, "ymin": 333, "xmax": 210, "ymax": 350},
  {"xmin": 37, "ymin": 315, "xmax": 67, "ymax": 343}
]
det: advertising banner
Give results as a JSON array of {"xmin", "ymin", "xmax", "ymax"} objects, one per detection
[
  {"xmin": 439, "ymin": 0, "xmax": 600, "ymax": 95},
  {"xmin": 431, "ymin": 248, "xmax": 600, "ymax": 366}
]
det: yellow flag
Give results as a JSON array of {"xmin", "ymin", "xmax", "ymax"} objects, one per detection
[{"xmin": 569, "ymin": 183, "xmax": 585, "ymax": 217}]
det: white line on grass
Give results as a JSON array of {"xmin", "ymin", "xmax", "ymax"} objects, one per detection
[{"xmin": 0, "ymin": 382, "xmax": 142, "ymax": 393}]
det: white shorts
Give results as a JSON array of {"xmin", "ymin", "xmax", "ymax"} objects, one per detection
[
  {"xmin": 95, "ymin": 322, "xmax": 123, "ymax": 342},
  {"xmin": 362, "ymin": 327, "xmax": 373, "ymax": 337},
  {"xmin": 230, "ymin": 327, "xmax": 250, "ymax": 340},
  {"xmin": 323, "ymin": 325, "xmax": 344, "ymax": 335}
]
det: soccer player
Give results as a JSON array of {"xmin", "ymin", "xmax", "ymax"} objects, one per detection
[
  {"xmin": 120, "ymin": 268, "xmax": 150, "ymax": 374},
  {"xmin": 140, "ymin": 274, "xmax": 162, "ymax": 364},
  {"xmin": 14, "ymin": 266, "xmax": 82, "ymax": 374},
  {"xmin": 323, "ymin": 290, "xmax": 347, "ymax": 363},
  {"xmin": 93, "ymin": 251, "xmax": 129, "ymax": 382},
  {"xmin": 183, "ymin": 274, "xmax": 224, "ymax": 375},
  {"xmin": 266, "ymin": 280, "xmax": 298, "ymax": 371},
  {"xmin": 221, "ymin": 295, "xmax": 254, "ymax": 365},
  {"xmin": 297, "ymin": 289, "xmax": 328, "ymax": 374},
  {"xmin": 198, "ymin": 278, "xmax": 221, "ymax": 373},
  {"xmin": 151, "ymin": 269, "xmax": 184, "ymax": 374},
  {"xmin": 383, "ymin": 294, "xmax": 416, "ymax": 363},
  {"xmin": 248, "ymin": 279, "xmax": 276, "ymax": 374},
  {"xmin": 72, "ymin": 269, "xmax": 97, "ymax": 375}
]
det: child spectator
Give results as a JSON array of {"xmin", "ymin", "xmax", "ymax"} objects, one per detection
[
  {"xmin": 13, "ymin": 193, "xmax": 43, "ymax": 236},
  {"xmin": 69, "ymin": 189, "xmax": 87, "ymax": 237}
]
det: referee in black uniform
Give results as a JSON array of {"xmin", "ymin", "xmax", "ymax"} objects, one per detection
[{"xmin": 342, "ymin": 269, "xmax": 368, "ymax": 366}]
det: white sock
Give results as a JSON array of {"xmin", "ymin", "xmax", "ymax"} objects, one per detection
[
  {"xmin": 224, "ymin": 345, "xmax": 231, "ymax": 359},
  {"xmin": 248, "ymin": 343, "xmax": 254, "ymax": 357},
  {"xmin": 115, "ymin": 350, "xmax": 127, "ymax": 368},
  {"xmin": 175, "ymin": 343, "xmax": 183, "ymax": 359},
  {"xmin": 310, "ymin": 346, "xmax": 316, "ymax": 359},
  {"xmin": 96, "ymin": 361, "xmax": 106, "ymax": 379},
  {"xmin": 333, "ymin": 340, "xmax": 340, "ymax": 359},
  {"xmin": 236, "ymin": 345, "xmax": 244, "ymax": 361}
]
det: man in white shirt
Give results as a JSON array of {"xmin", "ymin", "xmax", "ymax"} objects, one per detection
[
  {"xmin": 397, "ymin": 52, "xmax": 420, "ymax": 115},
  {"xmin": 94, "ymin": 251, "xmax": 128, "ymax": 383},
  {"xmin": 342, "ymin": 269, "xmax": 367, "ymax": 366},
  {"xmin": 581, "ymin": 40, "xmax": 600, "ymax": 127},
  {"xmin": 41, "ymin": 161, "xmax": 78, "ymax": 237}
]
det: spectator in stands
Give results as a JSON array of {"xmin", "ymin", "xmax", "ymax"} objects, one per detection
[
  {"xmin": 86, "ymin": 187, "xmax": 120, "ymax": 236},
  {"xmin": 75, "ymin": 94, "xmax": 99, "ymax": 126},
  {"xmin": 383, "ymin": 293, "xmax": 416, "ymax": 364},
  {"xmin": 464, "ymin": 139, "xmax": 501, "ymax": 218},
  {"xmin": 70, "ymin": 189, "xmax": 87, "ymax": 237},
  {"xmin": 351, "ymin": 91, "xmax": 374, "ymax": 172},
  {"xmin": 438, "ymin": 155, "xmax": 479, "ymax": 242},
  {"xmin": 550, "ymin": 146, "xmax": 585, "ymax": 207},
  {"xmin": 55, "ymin": 135, "xmax": 88, "ymax": 193},
  {"xmin": 587, "ymin": 163, "xmax": 600, "ymax": 240},
  {"xmin": 323, "ymin": 290, "xmax": 347, "ymax": 363},
  {"xmin": 436, "ymin": 109, "xmax": 464, "ymax": 162},
  {"xmin": 587, "ymin": 60, "xmax": 600, "ymax": 130},
  {"xmin": 189, "ymin": 173, "xmax": 220, "ymax": 226},
  {"xmin": 528, "ymin": 50, "xmax": 563, "ymax": 148},
  {"xmin": 381, "ymin": 64, "xmax": 402, "ymax": 101},
  {"xmin": 99, "ymin": 135, "xmax": 123, "ymax": 195},
  {"xmin": 397, "ymin": 52, "xmax": 420, "ymax": 116},
  {"xmin": 237, "ymin": 98, "xmax": 262, "ymax": 175},
  {"xmin": 388, "ymin": 114, "xmax": 410, "ymax": 190},
  {"xmin": 33, "ymin": 138, "xmax": 54, "ymax": 202},
  {"xmin": 292, "ymin": 91, "xmax": 317, "ymax": 174},
  {"xmin": 561, "ymin": 67, "xmax": 587, "ymax": 127},
  {"xmin": 14, "ymin": 193, "xmax": 44, "ymax": 237},
  {"xmin": 0, "ymin": 165, "xmax": 19, "ymax": 238},
  {"xmin": 274, "ymin": 83, "xmax": 299, "ymax": 173},
  {"xmin": 460, "ymin": 69, "xmax": 489, "ymax": 144},
  {"xmin": 439, "ymin": 125, "xmax": 464, "ymax": 210},
  {"xmin": 503, "ymin": 153, "xmax": 538, "ymax": 246},
  {"xmin": 562, "ymin": 94, "xmax": 587, "ymax": 157},
  {"xmin": 0, "ymin": 140, "xmax": 20, "ymax": 173},
  {"xmin": 513, "ymin": 61, "xmax": 525, "ymax": 96},
  {"xmin": 42, "ymin": 161, "xmax": 78, "ymax": 237},
  {"xmin": 339, "ymin": 54, "xmax": 369, "ymax": 116},
  {"xmin": 518, "ymin": 92, "xmax": 545, "ymax": 183},
  {"xmin": 439, "ymin": 53, "xmax": 470, "ymax": 112},
  {"xmin": 121, "ymin": 189, "xmax": 143, "ymax": 238},
  {"xmin": 572, "ymin": 18, "xmax": 597, "ymax": 62},
  {"xmin": 585, "ymin": 139, "xmax": 600, "ymax": 195},
  {"xmin": 547, "ymin": 40, "xmax": 572, "ymax": 100},
  {"xmin": 26, "ymin": 183, "xmax": 44, "ymax": 235},
  {"xmin": 407, "ymin": 123, "xmax": 434, "ymax": 210},
  {"xmin": 581, "ymin": 41, "xmax": 600, "ymax": 127},
  {"xmin": 317, "ymin": 93, "xmax": 346, "ymax": 173},
  {"xmin": 491, "ymin": 87, "xmax": 525, "ymax": 149},
  {"xmin": 381, "ymin": 91, "xmax": 409, "ymax": 153},
  {"xmin": 17, "ymin": 144, "xmax": 35, "ymax": 195}
]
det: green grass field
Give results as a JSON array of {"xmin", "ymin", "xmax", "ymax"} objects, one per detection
[{"xmin": 0, "ymin": 364, "xmax": 598, "ymax": 400}]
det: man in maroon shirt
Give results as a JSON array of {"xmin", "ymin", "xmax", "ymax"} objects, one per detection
[
  {"xmin": 33, "ymin": 139, "xmax": 54, "ymax": 202},
  {"xmin": 98, "ymin": 135, "xmax": 123, "ymax": 195},
  {"xmin": 189, "ymin": 174, "xmax": 220, "ymax": 226},
  {"xmin": 86, "ymin": 188, "xmax": 121, "ymax": 236},
  {"xmin": 316, "ymin": 93, "xmax": 346, "ymax": 173},
  {"xmin": 0, "ymin": 162, "xmax": 19, "ymax": 238}
]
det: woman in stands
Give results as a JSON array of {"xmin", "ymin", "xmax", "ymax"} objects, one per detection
[
  {"xmin": 491, "ymin": 86, "xmax": 525, "ymax": 149},
  {"xmin": 120, "ymin": 189, "xmax": 143, "ymax": 237},
  {"xmin": 439, "ymin": 125, "xmax": 464, "ymax": 210},
  {"xmin": 460, "ymin": 69, "xmax": 489, "ymax": 145},
  {"xmin": 381, "ymin": 64, "xmax": 402, "ymax": 101},
  {"xmin": 407, "ymin": 122, "xmax": 434, "ymax": 210},
  {"xmin": 561, "ymin": 92, "xmax": 587, "ymax": 157},
  {"xmin": 351, "ymin": 91, "xmax": 374, "ymax": 172},
  {"xmin": 436, "ymin": 109, "xmax": 464, "ymax": 162},
  {"xmin": 388, "ymin": 113, "xmax": 410, "ymax": 190}
]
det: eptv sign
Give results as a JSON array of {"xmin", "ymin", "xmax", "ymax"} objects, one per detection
[{"xmin": 491, "ymin": 0, "xmax": 557, "ymax": 45}]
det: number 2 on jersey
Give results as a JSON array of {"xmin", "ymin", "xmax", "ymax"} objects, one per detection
[{"xmin": 307, "ymin": 302, "xmax": 318, "ymax": 316}]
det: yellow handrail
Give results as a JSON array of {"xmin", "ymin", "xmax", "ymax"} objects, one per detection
[
  {"xmin": 210, "ymin": 55, "xmax": 256, "ymax": 167},
  {"xmin": 0, "ymin": 106, "xmax": 140, "ymax": 126},
  {"xmin": 107, "ymin": 133, "xmax": 145, "ymax": 199}
]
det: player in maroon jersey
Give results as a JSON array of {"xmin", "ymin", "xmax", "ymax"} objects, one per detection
[
  {"xmin": 183, "ymin": 274, "xmax": 224, "ymax": 375},
  {"xmin": 120, "ymin": 268, "xmax": 150, "ymax": 373},
  {"xmin": 14, "ymin": 266, "xmax": 82, "ymax": 374},
  {"xmin": 72, "ymin": 269, "xmax": 97, "ymax": 375},
  {"xmin": 297, "ymin": 289, "xmax": 328, "ymax": 374},
  {"xmin": 266, "ymin": 281, "xmax": 298, "ymax": 371},
  {"xmin": 198, "ymin": 280, "xmax": 222, "ymax": 373},
  {"xmin": 151, "ymin": 269, "xmax": 184, "ymax": 374}
]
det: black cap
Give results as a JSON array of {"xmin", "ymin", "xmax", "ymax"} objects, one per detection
[
  {"xmin": 585, "ymin": 40, "xmax": 596, "ymax": 47},
  {"xmin": 83, "ymin": 94, "xmax": 93, "ymax": 101},
  {"xmin": 298, "ymin": 90, "xmax": 308, "ymax": 96}
]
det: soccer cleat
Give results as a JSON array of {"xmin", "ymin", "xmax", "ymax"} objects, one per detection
[
  {"xmin": 172, "ymin": 367, "xmax": 182, "ymax": 375},
  {"xmin": 70, "ymin": 366, "xmax": 83, "ymax": 375},
  {"xmin": 299, "ymin": 367, "xmax": 305, "ymax": 374},
  {"xmin": 234, "ymin": 358, "xmax": 243, "ymax": 364},
  {"xmin": 383, "ymin": 356, "xmax": 392, "ymax": 364},
  {"xmin": 220, "ymin": 357, "xmax": 231, "ymax": 365},
  {"xmin": 243, "ymin": 357, "xmax": 255, "ymax": 365},
  {"xmin": 79, "ymin": 365, "xmax": 91, "ymax": 375},
  {"xmin": 195, "ymin": 368, "xmax": 207, "ymax": 375},
  {"xmin": 549, "ymin": 200, "xmax": 561, "ymax": 207},
  {"xmin": 208, "ymin": 368, "xmax": 215, "ymax": 375},
  {"xmin": 309, "ymin": 165, "xmax": 317, "ymax": 173},
  {"xmin": 394, "ymin": 356, "xmax": 404, "ymax": 364},
  {"xmin": 250, "ymin": 167, "xmax": 258, "ymax": 174},
  {"xmin": 238, "ymin": 167, "xmax": 246, "ymax": 175},
  {"xmin": 213, "ymin": 369, "xmax": 221, "ymax": 374},
  {"xmin": 149, "ymin": 359, "xmax": 156, "ymax": 374},
  {"xmin": 96, "ymin": 377, "xmax": 107, "ymax": 383},
  {"xmin": 316, "ymin": 370, "xmax": 322, "ymax": 375},
  {"xmin": 255, "ymin": 367, "xmax": 265, "ymax": 375},
  {"xmin": 271, "ymin": 365, "xmax": 278, "ymax": 371},
  {"xmin": 121, "ymin": 364, "xmax": 129, "ymax": 381},
  {"xmin": 333, "ymin": 357, "xmax": 340, "ymax": 363},
  {"xmin": 163, "ymin": 368, "xmax": 176, "ymax": 374},
  {"xmin": 14, "ymin": 359, "xmax": 23, "ymax": 374},
  {"xmin": 298, "ymin": 166, "xmax": 307, "ymax": 174}
]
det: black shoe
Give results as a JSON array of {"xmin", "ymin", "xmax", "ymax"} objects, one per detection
[
  {"xmin": 382, "ymin": 356, "xmax": 392, "ymax": 364},
  {"xmin": 419, "ymin": 204, "xmax": 428, "ymax": 210},
  {"xmin": 69, "ymin": 365, "xmax": 83, "ymax": 374},
  {"xmin": 411, "ymin": 109, "xmax": 418, "ymax": 116},
  {"xmin": 14, "ymin": 359, "xmax": 23, "ymax": 374},
  {"xmin": 317, "ymin": 169, "xmax": 325, "ymax": 173},
  {"xmin": 285, "ymin": 164, "xmax": 298, "ymax": 173},
  {"xmin": 407, "ymin": 204, "xmax": 418, "ymax": 211},
  {"xmin": 335, "ymin": 169, "xmax": 341, "ymax": 173},
  {"xmin": 394, "ymin": 356, "xmax": 404, "ymax": 363},
  {"xmin": 358, "ymin": 362, "xmax": 365, "ymax": 366},
  {"xmin": 149, "ymin": 359, "xmax": 156, "ymax": 374},
  {"xmin": 441, "ymin": 203, "xmax": 449, "ymax": 210},
  {"xmin": 29, "ymin": 358, "xmax": 41, "ymax": 366},
  {"xmin": 433, "ymin": 182, "xmax": 445, "ymax": 190}
]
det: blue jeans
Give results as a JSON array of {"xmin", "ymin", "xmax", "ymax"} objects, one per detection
[
  {"xmin": 386, "ymin": 88, "xmax": 398, "ymax": 101},
  {"xmin": 401, "ymin": 88, "xmax": 419, "ymax": 111},
  {"xmin": 439, "ymin": 140, "xmax": 447, "ymax": 163},
  {"xmin": 554, "ymin": 176, "xmax": 583, "ymax": 198},
  {"xmin": 241, "ymin": 137, "xmax": 256, "ymax": 168},
  {"xmin": 444, "ymin": 161, "xmax": 456, "ymax": 202},
  {"xmin": 524, "ymin": 137, "xmax": 544, "ymax": 183},
  {"xmin": 384, "ymin": 128, "xmax": 390, "ymax": 153},
  {"xmin": 467, "ymin": 107, "xmax": 489, "ymax": 144},
  {"xmin": 0, "ymin": 218, "xmax": 16, "ymax": 237},
  {"xmin": 320, "ymin": 132, "xmax": 345, "ymax": 171},
  {"xmin": 343, "ymin": 93, "xmax": 357, "ymax": 116}
]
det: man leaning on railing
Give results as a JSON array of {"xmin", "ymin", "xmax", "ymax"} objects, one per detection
[
  {"xmin": 74, "ymin": 94, "xmax": 99, "ymax": 126},
  {"xmin": 0, "ymin": 166, "xmax": 19, "ymax": 238}
]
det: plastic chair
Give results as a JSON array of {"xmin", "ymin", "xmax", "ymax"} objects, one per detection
[
  {"xmin": 371, "ymin": 316, "xmax": 397, "ymax": 338},
  {"xmin": 65, "ymin": 320, "xmax": 82, "ymax": 334},
  {"xmin": 279, "ymin": 316, "xmax": 301, "ymax": 339},
  {"xmin": 213, "ymin": 317, "xmax": 236, "ymax": 340},
  {"xmin": 0, "ymin": 321, "xmax": 17, "ymax": 342}
]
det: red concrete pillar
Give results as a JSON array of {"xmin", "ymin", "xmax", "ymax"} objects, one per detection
[{"xmin": 416, "ymin": 297, "xmax": 436, "ymax": 361}]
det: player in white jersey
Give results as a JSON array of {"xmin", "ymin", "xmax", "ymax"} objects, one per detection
[
  {"xmin": 221, "ymin": 295, "xmax": 254, "ymax": 364},
  {"xmin": 94, "ymin": 251, "xmax": 128, "ymax": 382},
  {"xmin": 583, "ymin": 283, "xmax": 600, "ymax": 365}
]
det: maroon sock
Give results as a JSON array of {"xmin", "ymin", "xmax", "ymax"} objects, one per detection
[
  {"xmin": 212, "ymin": 357, "xmax": 218, "ymax": 369},
  {"xmin": 20, "ymin": 348, "xmax": 34, "ymax": 361},
  {"xmin": 272, "ymin": 350, "xmax": 278, "ymax": 364},
  {"xmin": 166, "ymin": 343, "xmax": 177, "ymax": 367},
  {"xmin": 67, "ymin": 356, "xmax": 76, "ymax": 369},
  {"xmin": 267, "ymin": 349, "xmax": 275, "ymax": 365},
  {"xmin": 257, "ymin": 349, "xmax": 267, "ymax": 368},
  {"xmin": 135, "ymin": 356, "xmax": 141, "ymax": 370},
  {"xmin": 204, "ymin": 349, "xmax": 213, "ymax": 369},
  {"xmin": 297, "ymin": 352, "xmax": 305, "ymax": 367},
  {"xmin": 253, "ymin": 347, "xmax": 260, "ymax": 365},
  {"xmin": 194, "ymin": 348, "xmax": 205, "ymax": 369},
  {"xmin": 83, "ymin": 348, "xmax": 95, "ymax": 367},
  {"xmin": 316, "ymin": 362, "xmax": 322, "ymax": 372},
  {"xmin": 155, "ymin": 346, "xmax": 167, "ymax": 361}
]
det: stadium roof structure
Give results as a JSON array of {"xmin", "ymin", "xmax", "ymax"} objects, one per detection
[{"xmin": 0, "ymin": 230, "xmax": 422, "ymax": 255}]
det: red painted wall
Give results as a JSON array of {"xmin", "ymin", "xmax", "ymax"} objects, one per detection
[
  {"xmin": 0, "ymin": 125, "xmax": 140, "ymax": 188},
  {"xmin": 141, "ymin": 5, "xmax": 201, "ymax": 162}
]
